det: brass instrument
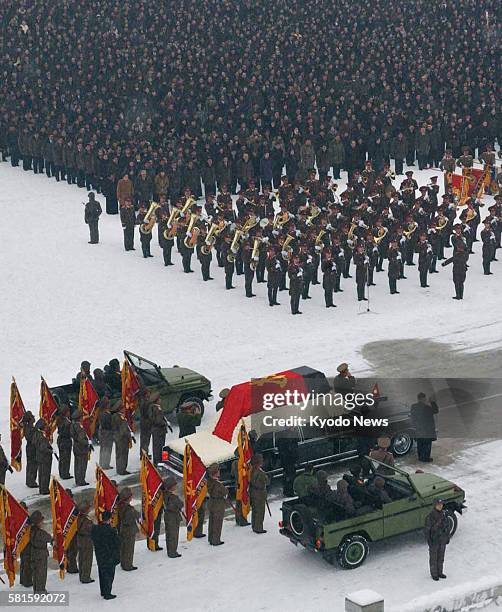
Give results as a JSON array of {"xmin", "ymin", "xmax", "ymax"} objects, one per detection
[
  {"xmin": 464, "ymin": 208, "xmax": 477, "ymax": 223},
  {"xmin": 347, "ymin": 222, "xmax": 357, "ymax": 248},
  {"xmin": 163, "ymin": 206, "xmax": 181, "ymax": 240},
  {"xmin": 315, "ymin": 229, "xmax": 326, "ymax": 250},
  {"xmin": 183, "ymin": 213, "xmax": 200, "ymax": 249},
  {"xmin": 227, "ymin": 229, "xmax": 243, "ymax": 262},
  {"xmin": 374, "ymin": 226, "xmax": 388, "ymax": 245},
  {"xmin": 436, "ymin": 215, "xmax": 448, "ymax": 232},
  {"xmin": 250, "ymin": 237, "xmax": 262, "ymax": 271},
  {"xmin": 139, "ymin": 201, "xmax": 161, "ymax": 234},
  {"xmin": 306, "ymin": 203, "xmax": 320, "ymax": 226},
  {"xmin": 403, "ymin": 221, "xmax": 418, "ymax": 238},
  {"xmin": 273, "ymin": 210, "xmax": 289, "ymax": 230},
  {"xmin": 180, "ymin": 196, "xmax": 196, "ymax": 216},
  {"xmin": 201, "ymin": 220, "xmax": 226, "ymax": 255},
  {"xmin": 281, "ymin": 234, "xmax": 295, "ymax": 261},
  {"xmin": 241, "ymin": 214, "xmax": 259, "ymax": 235}
]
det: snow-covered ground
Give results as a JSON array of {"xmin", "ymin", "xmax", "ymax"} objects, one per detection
[{"xmin": 1, "ymin": 161, "xmax": 501, "ymax": 610}]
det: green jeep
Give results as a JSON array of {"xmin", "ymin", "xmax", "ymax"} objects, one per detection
[
  {"xmin": 279, "ymin": 457, "xmax": 466, "ymax": 569},
  {"xmin": 50, "ymin": 350, "xmax": 212, "ymax": 418}
]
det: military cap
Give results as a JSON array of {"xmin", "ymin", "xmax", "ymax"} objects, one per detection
[
  {"xmin": 207, "ymin": 463, "xmax": 220, "ymax": 476},
  {"xmin": 119, "ymin": 487, "xmax": 133, "ymax": 501},
  {"xmin": 377, "ymin": 436, "xmax": 391, "ymax": 449},
  {"xmin": 163, "ymin": 476, "xmax": 177, "ymax": 490},
  {"xmin": 30, "ymin": 510, "xmax": 44, "ymax": 525},
  {"xmin": 337, "ymin": 362, "xmax": 349, "ymax": 373},
  {"xmin": 405, "ymin": 170, "xmax": 413, "ymax": 176}
]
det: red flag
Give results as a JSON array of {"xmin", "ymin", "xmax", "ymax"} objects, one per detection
[
  {"xmin": 121, "ymin": 357, "xmax": 140, "ymax": 432},
  {"xmin": 40, "ymin": 377, "xmax": 58, "ymax": 439},
  {"xmin": 236, "ymin": 422, "xmax": 252, "ymax": 520},
  {"xmin": 0, "ymin": 486, "xmax": 31, "ymax": 587},
  {"xmin": 183, "ymin": 443, "xmax": 207, "ymax": 541},
  {"xmin": 10, "ymin": 378, "xmax": 26, "ymax": 471},
  {"xmin": 94, "ymin": 465, "xmax": 119, "ymax": 527},
  {"xmin": 213, "ymin": 368, "xmax": 308, "ymax": 442},
  {"xmin": 79, "ymin": 376, "xmax": 99, "ymax": 439},
  {"xmin": 140, "ymin": 451, "xmax": 164, "ymax": 550},
  {"xmin": 50, "ymin": 477, "xmax": 78, "ymax": 579}
]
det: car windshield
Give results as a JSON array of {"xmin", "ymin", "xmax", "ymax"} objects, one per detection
[{"xmin": 125, "ymin": 351, "xmax": 164, "ymax": 385}]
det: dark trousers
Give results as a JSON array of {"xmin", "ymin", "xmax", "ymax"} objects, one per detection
[
  {"xmin": 88, "ymin": 221, "xmax": 99, "ymax": 244},
  {"xmin": 417, "ymin": 154, "xmax": 427, "ymax": 170},
  {"xmin": 97, "ymin": 564, "xmax": 115, "ymax": 597},
  {"xmin": 417, "ymin": 438, "xmax": 433, "ymax": 461},
  {"xmin": 389, "ymin": 277, "xmax": 398, "ymax": 294},
  {"xmin": 22, "ymin": 155, "xmax": 32, "ymax": 171},
  {"xmin": 225, "ymin": 264, "xmax": 234, "ymax": 289},
  {"xmin": 290, "ymin": 290, "xmax": 301, "ymax": 314},
  {"xmin": 123, "ymin": 225, "xmax": 134, "ymax": 251},
  {"xmin": 182, "ymin": 249, "xmax": 193, "ymax": 272},
  {"xmin": 324, "ymin": 287, "xmax": 334, "ymax": 307},
  {"xmin": 140, "ymin": 234, "xmax": 152, "ymax": 257},
  {"xmin": 10, "ymin": 149, "xmax": 20, "ymax": 166},
  {"xmin": 201, "ymin": 255, "xmax": 211, "ymax": 280},
  {"xmin": 332, "ymin": 164, "xmax": 342, "ymax": 179},
  {"xmin": 33, "ymin": 157, "xmax": 44, "ymax": 173},
  {"xmin": 454, "ymin": 278, "xmax": 464, "ymax": 299},
  {"xmin": 429, "ymin": 544, "xmax": 446, "ymax": 579},
  {"xmin": 244, "ymin": 268, "xmax": 254, "ymax": 296},
  {"xmin": 267, "ymin": 284, "xmax": 278, "ymax": 305},
  {"xmin": 394, "ymin": 158, "xmax": 404, "ymax": 175},
  {"xmin": 429, "ymin": 254, "xmax": 437, "ymax": 273},
  {"xmin": 483, "ymin": 259, "xmax": 491, "ymax": 274},
  {"xmin": 162, "ymin": 243, "xmax": 173, "ymax": 265},
  {"xmin": 357, "ymin": 280, "xmax": 366, "ymax": 300},
  {"xmin": 45, "ymin": 161, "xmax": 53, "ymax": 178},
  {"xmin": 301, "ymin": 278, "xmax": 311, "ymax": 299},
  {"xmin": 419, "ymin": 267, "xmax": 428, "ymax": 287}
]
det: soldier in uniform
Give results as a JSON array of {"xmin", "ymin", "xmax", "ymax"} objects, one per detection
[
  {"xmin": 288, "ymin": 254, "xmax": 304, "ymax": 315},
  {"xmin": 22, "ymin": 412, "xmax": 38, "ymax": 488},
  {"xmin": 207, "ymin": 463, "xmax": 228, "ymax": 545},
  {"xmin": 266, "ymin": 247, "xmax": 281, "ymax": 306},
  {"xmin": 117, "ymin": 487, "xmax": 139, "ymax": 571},
  {"xmin": 353, "ymin": 243, "xmax": 368, "ymax": 301},
  {"xmin": 84, "ymin": 192, "xmax": 102, "ymax": 244},
  {"xmin": 159, "ymin": 209, "xmax": 174, "ymax": 266},
  {"xmin": 387, "ymin": 239, "xmax": 401, "ymax": 294},
  {"xmin": 97, "ymin": 398, "xmax": 114, "ymax": 469},
  {"xmin": 65, "ymin": 489, "xmax": 79, "ymax": 574},
  {"xmin": 456, "ymin": 145, "xmax": 473, "ymax": 172},
  {"xmin": 56, "ymin": 407, "xmax": 72, "ymax": 480},
  {"xmin": 111, "ymin": 404, "xmax": 132, "ymax": 475},
  {"xmin": 0, "ymin": 434, "xmax": 13, "ymax": 484},
  {"xmin": 321, "ymin": 250, "xmax": 337, "ymax": 308},
  {"xmin": 442, "ymin": 242, "xmax": 469, "ymax": 299},
  {"xmin": 481, "ymin": 219, "xmax": 496, "ymax": 275},
  {"xmin": 29, "ymin": 511, "xmax": 52, "ymax": 594},
  {"xmin": 71, "ymin": 412, "xmax": 90, "ymax": 486},
  {"xmin": 120, "ymin": 198, "xmax": 136, "ymax": 251},
  {"xmin": 19, "ymin": 501, "xmax": 33, "ymax": 587},
  {"xmin": 151, "ymin": 399, "xmax": 170, "ymax": 465},
  {"xmin": 249, "ymin": 453, "xmax": 269, "ymax": 534},
  {"xmin": 76, "ymin": 500, "xmax": 95, "ymax": 584},
  {"xmin": 410, "ymin": 393, "xmax": 439, "ymax": 462},
  {"xmin": 242, "ymin": 240, "xmax": 256, "ymax": 298},
  {"xmin": 177, "ymin": 401, "xmax": 202, "ymax": 438},
  {"xmin": 34, "ymin": 419, "xmax": 53, "ymax": 495},
  {"xmin": 293, "ymin": 463, "xmax": 317, "ymax": 497},
  {"xmin": 440, "ymin": 149, "xmax": 456, "ymax": 192},
  {"xmin": 221, "ymin": 232, "xmax": 235, "ymax": 289},
  {"xmin": 369, "ymin": 437, "xmax": 395, "ymax": 474},
  {"xmin": 163, "ymin": 477, "xmax": 184, "ymax": 557},
  {"xmin": 137, "ymin": 204, "xmax": 153, "ymax": 258},
  {"xmin": 417, "ymin": 232, "xmax": 432, "ymax": 288},
  {"xmin": 91, "ymin": 510, "xmax": 120, "ymax": 600},
  {"xmin": 424, "ymin": 499, "xmax": 451, "ymax": 581}
]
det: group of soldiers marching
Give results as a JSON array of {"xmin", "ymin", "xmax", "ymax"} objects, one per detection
[{"xmin": 94, "ymin": 149, "xmax": 502, "ymax": 312}]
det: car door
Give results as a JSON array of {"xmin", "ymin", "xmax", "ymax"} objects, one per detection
[
  {"xmin": 382, "ymin": 481, "xmax": 423, "ymax": 537},
  {"xmin": 297, "ymin": 424, "xmax": 339, "ymax": 466}
]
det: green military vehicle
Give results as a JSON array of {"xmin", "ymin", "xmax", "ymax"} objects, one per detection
[
  {"xmin": 279, "ymin": 457, "xmax": 466, "ymax": 569},
  {"xmin": 50, "ymin": 350, "xmax": 212, "ymax": 418}
]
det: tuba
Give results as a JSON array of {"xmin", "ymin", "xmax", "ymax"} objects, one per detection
[
  {"xmin": 183, "ymin": 213, "xmax": 200, "ymax": 249},
  {"xmin": 227, "ymin": 229, "xmax": 243, "ymax": 262},
  {"xmin": 201, "ymin": 221, "xmax": 225, "ymax": 255},
  {"xmin": 281, "ymin": 234, "xmax": 295, "ymax": 261},
  {"xmin": 241, "ymin": 214, "xmax": 259, "ymax": 235},
  {"xmin": 250, "ymin": 237, "xmax": 262, "ymax": 270},
  {"xmin": 140, "ymin": 201, "xmax": 161, "ymax": 234},
  {"xmin": 164, "ymin": 206, "xmax": 181, "ymax": 240}
]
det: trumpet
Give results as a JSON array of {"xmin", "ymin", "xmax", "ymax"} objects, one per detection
[
  {"xmin": 139, "ymin": 201, "xmax": 161, "ymax": 235},
  {"xmin": 201, "ymin": 221, "xmax": 225, "ymax": 255},
  {"xmin": 183, "ymin": 213, "xmax": 200, "ymax": 249},
  {"xmin": 250, "ymin": 237, "xmax": 262, "ymax": 270},
  {"xmin": 227, "ymin": 229, "xmax": 243, "ymax": 262},
  {"xmin": 281, "ymin": 234, "xmax": 295, "ymax": 261}
]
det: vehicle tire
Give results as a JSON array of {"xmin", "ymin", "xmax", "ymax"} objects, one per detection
[
  {"xmin": 336, "ymin": 535, "xmax": 369, "ymax": 569},
  {"xmin": 177, "ymin": 395, "xmax": 205, "ymax": 417},
  {"xmin": 391, "ymin": 432, "xmax": 413, "ymax": 456},
  {"xmin": 289, "ymin": 504, "xmax": 314, "ymax": 540},
  {"xmin": 444, "ymin": 509, "xmax": 458, "ymax": 538}
]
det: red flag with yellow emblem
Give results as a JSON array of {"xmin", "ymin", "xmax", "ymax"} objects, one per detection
[
  {"xmin": 94, "ymin": 465, "xmax": 119, "ymax": 527},
  {"xmin": 0, "ymin": 485, "xmax": 31, "ymax": 587},
  {"xmin": 10, "ymin": 378, "xmax": 26, "ymax": 471},
  {"xmin": 79, "ymin": 376, "xmax": 99, "ymax": 439},
  {"xmin": 50, "ymin": 477, "xmax": 78, "ymax": 579},
  {"xmin": 140, "ymin": 451, "xmax": 164, "ymax": 550},
  {"xmin": 40, "ymin": 377, "xmax": 58, "ymax": 439},
  {"xmin": 183, "ymin": 442, "xmax": 207, "ymax": 541},
  {"xmin": 121, "ymin": 358, "xmax": 140, "ymax": 432}
]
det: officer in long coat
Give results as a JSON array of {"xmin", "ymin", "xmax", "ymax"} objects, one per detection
[
  {"xmin": 249, "ymin": 453, "xmax": 270, "ymax": 534},
  {"xmin": 441, "ymin": 242, "xmax": 469, "ymax": 299},
  {"xmin": 117, "ymin": 487, "xmax": 139, "ymax": 571},
  {"xmin": 70, "ymin": 413, "xmax": 90, "ymax": 486},
  {"xmin": 34, "ymin": 420, "xmax": 53, "ymax": 495},
  {"xmin": 76, "ymin": 500, "xmax": 95, "ymax": 583},
  {"xmin": 424, "ymin": 499, "xmax": 451, "ymax": 580},
  {"xmin": 29, "ymin": 511, "xmax": 52, "ymax": 594},
  {"xmin": 410, "ymin": 393, "xmax": 439, "ymax": 461},
  {"xmin": 84, "ymin": 192, "xmax": 102, "ymax": 244},
  {"xmin": 163, "ymin": 477, "xmax": 183, "ymax": 557},
  {"xmin": 111, "ymin": 405, "xmax": 132, "ymax": 475},
  {"xmin": 207, "ymin": 463, "xmax": 228, "ymax": 545},
  {"xmin": 57, "ymin": 408, "xmax": 73, "ymax": 480},
  {"xmin": 91, "ymin": 510, "xmax": 121, "ymax": 599},
  {"xmin": 22, "ymin": 412, "xmax": 38, "ymax": 488}
]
